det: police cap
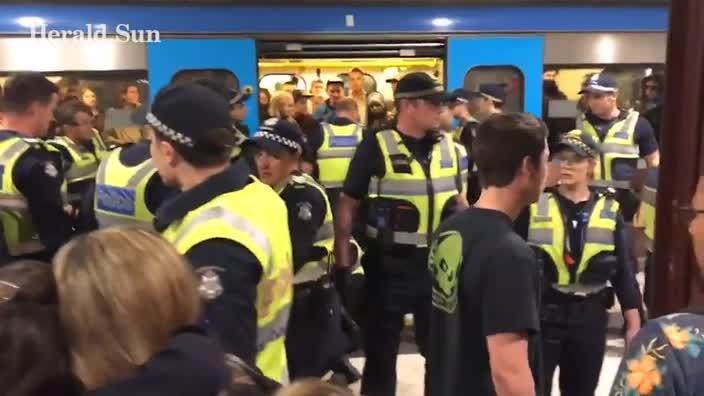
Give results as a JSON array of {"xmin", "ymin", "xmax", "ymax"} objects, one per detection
[
  {"xmin": 478, "ymin": 84, "xmax": 506, "ymax": 104},
  {"xmin": 148, "ymin": 82, "xmax": 231, "ymax": 148},
  {"xmin": 394, "ymin": 72, "xmax": 447, "ymax": 105},
  {"xmin": 248, "ymin": 118, "xmax": 305, "ymax": 156},
  {"xmin": 556, "ymin": 130, "xmax": 601, "ymax": 159},
  {"xmin": 579, "ymin": 73, "xmax": 619, "ymax": 95}
]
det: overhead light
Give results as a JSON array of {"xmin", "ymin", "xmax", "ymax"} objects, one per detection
[
  {"xmin": 16, "ymin": 16, "xmax": 46, "ymax": 29},
  {"xmin": 431, "ymin": 18, "xmax": 453, "ymax": 28},
  {"xmin": 596, "ymin": 36, "xmax": 616, "ymax": 63},
  {"xmin": 645, "ymin": 68, "xmax": 653, "ymax": 77}
]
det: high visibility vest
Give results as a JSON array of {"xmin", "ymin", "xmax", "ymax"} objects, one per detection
[
  {"xmin": 50, "ymin": 136, "xmax": 99, "ymax": 196},
  {"xmin": 366, "ymin": 130, "xmax": 464, "ymax": 248},
  {"xmin": 451, "ymin": 125, "xmax": 463, "ymax": 143},
  {"xmin": 639, "ymin": 168, "xmax": 658, "ymax": 251},
  {"xmin": 92, "ymin": 128, "xmax": 111, "ymax": 160},
  {"xmin": 528, "ymin": 192, "xmax": 619, "ymax": 295},
  {"xmin": 161, "ymin": 177, "xmax": 293, "ymax": 383},
  {"xmin": 317, "ymin": 122, "xmax": 363, "ymax": 189},
  {"xmin": 0, "ymin": 136, "xmax": 67, "ymax": 257},
  {"xmin": 578, "ymin": 111, "xmax": 640, "ymax": 189},
  {"xmin": 93, "ymin": 147, "xmax": 157, "ymax": 229},
  {"xmin": 288, "ymin": 173, "xmax": 335, "ymax": 285}
]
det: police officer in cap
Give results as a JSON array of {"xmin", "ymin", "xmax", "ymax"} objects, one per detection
[
  {"xmin": 50, "ymin": 98, "xmax": 102, "ymax": 209},
  {"xmin": 334, "ymin": 72, "xmax": 469, "ymax": 396},
  {"xmin": 516, "ymin": 130, "xmax": 642, "ymax": 396},
  {"xmin": 248, "ymin": 118, "xmax": 358, "ymax": 383},
  {"xmin": 0, "ymin": 72, "xmax": 72, "ymax": 264},
  {"xmin": 149, "ymin": 82, "xmax": 293, "ymax": 383},
  {"xmin": 90, "ymin": 103, "xmax": 177, "ymax": 230},
  {"xmin": 473, "ymin": 83, "xmax": 505, "ymax": 122},
  {"xmin": 576, "ymin": 73, "xmax": 659, "ymax": 223}
]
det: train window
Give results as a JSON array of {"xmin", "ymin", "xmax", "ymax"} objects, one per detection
[
  {"xmin": 0, "ymin": 71, "xmax": 148, "ymax": 145},
  {"xmin": 464, "ymin": 66, "xmax": 524, "ymax": 113},
  {"xmin": 338, "ymin": 72, "xmax": 377, "ymax": 95},
  {"xmin": 171, "ymin": 69, "xmax": 240, "ymax": 90},
  {"xmin": 259, "ymin": 74, "xmax": 307, "ymax": 93},
  {"xmin": 544, "ymin": 65, "xmax": 665, "ymax": 112}
]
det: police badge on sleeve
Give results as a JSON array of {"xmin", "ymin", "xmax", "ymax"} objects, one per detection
[
  {"xmin": 297, "ymin": 201, "xmax": 312, "ymax": 221},
  {"xmin": 196, "ymin": 266, "xmax": 225, "ymax": 300}
]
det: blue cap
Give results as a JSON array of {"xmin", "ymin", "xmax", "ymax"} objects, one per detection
[
  {"xmin": 579, "ymin": 73, "xmax": 619, "ymax": 94},
  {"xmin": 478, "ymin": 84, "xmax": 505, "ymax": 103}
]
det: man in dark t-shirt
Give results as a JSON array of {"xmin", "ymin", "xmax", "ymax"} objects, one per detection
[{"xmin": 428, "ymin": 113, "xmax": 549, "ymax": 396}]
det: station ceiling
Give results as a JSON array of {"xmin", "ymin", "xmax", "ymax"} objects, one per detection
[{"xmin": 6, "ymin": 0, "xmax": 669, "ymax": 5}]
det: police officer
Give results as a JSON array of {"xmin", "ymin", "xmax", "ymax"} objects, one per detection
[
  {"xmin": 472, "ymin": 83, "xmax": 505, "ymax": 122},
  {"xmin": 149, "ymin": 82, "xmax": 293, "ymax": 383},
  {"xmin": 0, "ymin": 72, "xmax": 72, "ymax": 264},
  {"xmin": 311, "ymin": 97, "xmax": 363, "ymax": 209},
  {"xmin": 334, "ymin": 72, "xmax": 469, "ymax": 396},
  {"xmin": 249, "ymin": 118, "xmax": 357, "ymax": 383},
  {"xmin": 636, "ymin": 166, "xmax": 658, "ymax": 309},
  {"xmin": 448, "ymin": 88, "xmax": 480, "ymax": 147},
  {"xmin": 576, "ymin": 73, "xmax": 660, "ymax": 221},
  {"xmin": 230, "ymin": 86, "xmax": 253, "ymax": 143},
  {"xmin": 50, "ymin": 98, "xmax": 102, "ymax": 208},
  {"xmin": 91, "ymin": 107, "xmax": 177, "ymax": 230},
  {"xmin": 520, "ymin": 131, "xmax": 642, "ymax": 396}
]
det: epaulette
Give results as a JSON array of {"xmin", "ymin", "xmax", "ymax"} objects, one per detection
[
  {"xmin": 289, "ymin": 174, "xmax": 307, "ymax": 185},
  {"xmin": 596, "ymin": 187, "xmax": 617, "ymax": 200}
]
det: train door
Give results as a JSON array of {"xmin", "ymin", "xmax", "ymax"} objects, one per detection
[
  {"xmin": 447, "ymin": 36, "xmax": 544, "ymax": 117},
  {"xmin": 147, "ymin": 39, "xmax": 260, "ymax": 131}
]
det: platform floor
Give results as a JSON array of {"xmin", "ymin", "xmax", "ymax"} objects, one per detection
[{"xmin": 346, "ymin": 337, "xmax": 623, "ymax": 395}]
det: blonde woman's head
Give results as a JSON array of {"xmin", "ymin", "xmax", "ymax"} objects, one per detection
[
  {"xmin": 269, "ymin": 91, "xmax": 295, "ymax": 120},
  {"xmin": 275, "ymin": 379, "xmax": 352, "ymax": 396},
  {"xmin": 53, "ymin": 227, "xmax": 201, "ymax": 390}
]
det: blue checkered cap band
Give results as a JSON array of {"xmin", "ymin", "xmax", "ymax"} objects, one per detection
[
  {"xmin": 146, "ymin": 112, "xmax": 194, "ymax": 148},
  {"xmin": 255, "ymin": 128, "xmax": 302, "ymax": 152}
]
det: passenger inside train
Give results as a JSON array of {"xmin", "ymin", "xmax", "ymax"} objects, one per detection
[{"xmin": 0, "ymin": 2, "xmax": 698, "ymax": 395}]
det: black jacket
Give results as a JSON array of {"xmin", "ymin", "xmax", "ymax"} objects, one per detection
[{"xmin": 91, "ymin": 326, "xmax": 228, "ymax": 396}]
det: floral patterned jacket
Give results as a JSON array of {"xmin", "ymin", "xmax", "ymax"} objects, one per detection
[{"xmin": 610, "ymin": 312, "xmax": 704, "ymax": 395}]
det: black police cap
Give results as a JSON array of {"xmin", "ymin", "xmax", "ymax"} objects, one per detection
[
  {"xmin": 556, "ymin": 130, "xmax": 602, "ymax": 159},
  {"xmin": 148, "ymin": 82, "xmax": 231, "ymax": 148},
  {"xmin": 394, "ymin": 72, "xmax": 446, "ymax": 105},
  {"xmin": 248, "ymin": 118, "xmax": 305, "ymax": 155}
]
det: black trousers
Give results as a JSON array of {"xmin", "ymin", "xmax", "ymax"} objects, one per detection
[
  {"xmin": 361, "ymin": 256, "xmax": 430, "ymax": 396},
  {"xmin": 541, "ymin": 299, "xmax": 608, "ymax": 396}
]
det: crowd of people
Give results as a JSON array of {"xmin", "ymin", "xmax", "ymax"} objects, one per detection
[{"xmin": 0, "ymin": 63, "xmax": 699, "ymax": 396}]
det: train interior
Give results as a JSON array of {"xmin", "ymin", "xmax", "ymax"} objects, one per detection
[{"xmin": 0, "ymin": 34, "xmax": 666, "ymax": 136}]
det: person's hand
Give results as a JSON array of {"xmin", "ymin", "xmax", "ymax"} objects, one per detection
[{"xmin": 625, "ymin": 325, "xmax": 640, "ymax": 350}]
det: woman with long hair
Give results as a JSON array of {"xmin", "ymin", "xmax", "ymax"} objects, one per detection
[{"xmin": 53, "ymin": 227, "xmax": 229, "ymax": 396}]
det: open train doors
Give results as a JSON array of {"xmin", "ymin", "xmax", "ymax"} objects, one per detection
[
  {"xmin": 147, "ymin": 39, "xmax": 260, "ymax": 131},
  {"xmin": 447, "ymin": 36, "xmax": 544, "ymax": 117}
]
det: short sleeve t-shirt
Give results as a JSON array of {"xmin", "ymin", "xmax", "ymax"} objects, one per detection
[{"xmin": 428, "ymin": 208, "xmax": 542, "ymax": 396}]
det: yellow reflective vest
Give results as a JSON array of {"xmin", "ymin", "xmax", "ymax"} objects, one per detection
[
  {"xmin": 161, "ymin": 177, "xmax": 293, "ymax": 383},
  {"xmin": 317, "ymin": 122, "xmax": 363, "ymax": 189},
  {"xmin": 92, "ymin": 128, "xmax": 111, "ymax": 160},
  {"xmin": 578, "ymin": 110, "xmax": 640, "ymax": 189},
  {"xmin": 639, "ymin": 168, "xmax": 658, "ymax": 251},
  {"xmin": 366, "ymin": 130, "xmax": 465, "ymax": 248},
  {"xmin": 0, "ymin": 136, "xmax": 67, "ymax": 257},
  {"xmin": 50, "ymin": 136, "xmax": 99, "ymax": 187},
  {"xmin": 528, "ymin": 191, "xmax": 619, "ymax": 295},
  {"xmin": 93, "ymin": 146, "xmax": 157, "ymax": 229}
]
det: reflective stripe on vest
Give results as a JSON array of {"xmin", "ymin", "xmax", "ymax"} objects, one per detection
[
  {"xmin": 94, "ymin": 147, "xmax": 157, "ymax": 229},
  {"xmin": 528, "ymin": 192, "xmax": 618, "ymax": 292},
  {"xmin": 640, "ymin": 168, "xmax": 658, "ymax": 249},
  {"xmin": 161, "ymin": 179, "xmax": 292, "ymax": 383},
  {"xmin": 317, "ymin": 122, "xmax": 363, "ymax": 189},
  {"xmin": 0, "ymin": 137, "xmax": 45, "ymax": 256},
  {"xmin": 578, "ymin": 111, "xmax": 640, "ymax": 187},
  {"xmin": 293, "ymin": 173, "xmax": 335, "ymax": 285},
  {"xmin": 92, "ymin": 129, "xmax": 111, "ymax": 160},
  {"xmin": 368, "ymin": 130, "xmax": 461, "ymax": 247},
  {"xmin": 51, "ymin": 136, "xmax": 99, "ymax": 183}
]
